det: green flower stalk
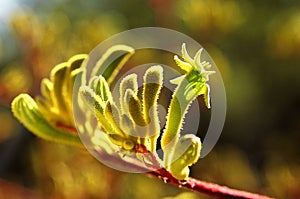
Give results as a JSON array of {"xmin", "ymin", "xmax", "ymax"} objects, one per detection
[{"xmin": 161, "ymin": 43, "xmax": 215, "ymax": 179}]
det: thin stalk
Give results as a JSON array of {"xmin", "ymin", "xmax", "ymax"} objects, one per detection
[{"xmin": 95, "ymin": 149, "xmax": 274, "ymax": 199}]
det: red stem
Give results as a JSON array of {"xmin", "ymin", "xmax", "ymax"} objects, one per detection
[
  {"xmin": 95, "ymin": 149, "xmax": 274, "ymax": 199},
  {"xmin": 149, "ymin": 169, "xmax": 273, "ymax": 199}
]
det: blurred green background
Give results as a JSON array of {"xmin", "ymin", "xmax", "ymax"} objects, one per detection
[{"xmin": 0, "ymin": 0, "xmax": 300, "ymax": 198}]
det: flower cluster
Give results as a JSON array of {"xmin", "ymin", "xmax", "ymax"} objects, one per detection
[{"xmin": 12, "ymin": 44, "xmax": 214, "ymax": 180}]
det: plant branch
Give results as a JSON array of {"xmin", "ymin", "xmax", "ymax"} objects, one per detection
[
  {"xmin": 149, "ymin": 169, "xmax": 274, "ymax": 199},
  {"xmin": 94, "ymin": 149, "xmax": 274, "ymax": 199}
]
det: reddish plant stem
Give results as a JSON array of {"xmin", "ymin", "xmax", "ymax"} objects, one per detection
[
  {"xmin": 95, "ymin": 149, "xmax": 274, "ymax": 199},
  {"xmin": 149, "ymin": 169, "xmax": 273, "ymax": 199}
]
